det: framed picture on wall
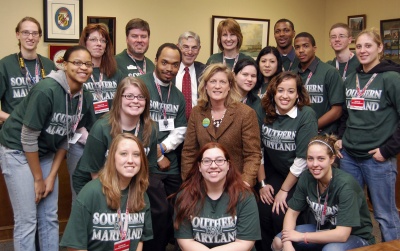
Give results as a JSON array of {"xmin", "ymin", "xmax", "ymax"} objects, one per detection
[
  {"xmin": 380, "ymin": 18, "xmax": 400, "ymax": 64},
  {"xmin": 348, "ymin": 15, "xmax": 366, "ymax": 43},
  {"xmin": 87, "ymin": 16, "xmax": 116, "ymax": 55},
  {"xmin": 43, "ymin": 0, "xmax": 83, "ymax": 43},
  {"xmin": 48, "ymin": 44, "xmax": 73, "ymax": 70},
  {"xmin": 211, "ymin": 15, "xmax": 270, "ymax": 59}
]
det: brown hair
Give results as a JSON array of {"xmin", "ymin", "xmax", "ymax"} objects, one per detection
[
  {"xmin": 329, "ymin": 23, "xmax": 352, "ymax": 37},
  {"xmin": 217, "ymin": 18, "xmax": 243, "ymax": 51},
  {"xmin": 197, "ymin": 63, "xmax": 241, "ymax": 109},
  {"xmin": 79, "ymin": 23, "xmax": 117, "ymax": 77},
  {"xmin": 15, "ymin": 17, "xmax": 42, "ymax": 49},
  {"xmin": 173, "ymin": 142, "xmax": 253, "ymax": 229},
  {"xmin": 99, "ymin": 133, "xmax": 149, "ymax": 212},
  {"xmin": 308, "ymin": 134, "xmax": 338, "ymax": 158},
  {"xmin": 125, "ymin": 18, "xmax": 150, "ymax": 37},
  {"xmin": 108, "ymin": 77, "xmax": 153, "ymax": 146},
  {"xmin": 261, "ymin": 71, "xmax": 310, "ymax": 124}
]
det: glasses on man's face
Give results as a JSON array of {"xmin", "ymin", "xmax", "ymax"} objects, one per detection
[
  {"xmin": 122, "ymin": 94, "xmax": 146, "ymax": 101},
  {"xmin": 20, "ymin": 30, "xmax": 40, "ymax": 37},
  {"xmin": 330, "ymin": 35, "xmax": 349, "ymax": 40},
  {"xmin": 181, "ymin": 45, "xmax": 199, "ymax": 52},
  {"xmin": 201, "ymin": 158, "xmax": 227, "ymax": 166},
  {"xmin": 65, "ymin": 61, "xmax": 94, "ymax": 68},
  {"xmin": 88, "ymin": 37, "xmax": 108, "ymax": 44}
]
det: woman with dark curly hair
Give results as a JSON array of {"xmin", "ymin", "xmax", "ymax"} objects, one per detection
[{"xmin": 256, "ymin": 71, "xmax": 318, "ymax": 251}]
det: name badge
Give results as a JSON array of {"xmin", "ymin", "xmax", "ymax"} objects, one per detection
[
  {"xmin": 127, "ymin": 65, "xmax": 137, "ymax": 70},
  {"xmin": 349, "ymin": 97, "xmax": 364, "ymax": 110},
  {"xmin": 68, "ymin": 133, "xmax": 82, "ymax": 144},
  {"xmin": 114, "ymin": 239, "xmax": 130, "ymax": 251},
  {"xmin": 158, "ymin": 119, "xmax": 174, "ymax": 131},
  {"xmin": 93, "ymin": 100, "xmax": 109, "ymax": 114}
]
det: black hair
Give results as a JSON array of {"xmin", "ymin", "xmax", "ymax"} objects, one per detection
[
  {"xmin": 63, "ymin": 45, "xmax": 91, "ymax": 61},
  {"xmin": 255, "ymin": 46, "xmax": 282, "ymax": 90},
  {"xmin": 155, "ymin": 43, "xmax": 182, "ymax": 63},
  {"xmin": 295, "ymin": 32, "xmax": 316, "ymax": 46},
  {"xmin": 274, "ymin": 18, "xmax": 295, "ymax": 30}
]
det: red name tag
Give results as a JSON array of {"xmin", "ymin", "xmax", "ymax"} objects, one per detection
[
  {"xmin": 350, "ymin": 97, "xmax": 364, "ymax": 110},
  {"xmin": 93, "ymin": 100, "xmax": 109, "ymax": 114},
  {"xmin": 114, "ymin": 239, "xmax": 130, "ymax": 251}
]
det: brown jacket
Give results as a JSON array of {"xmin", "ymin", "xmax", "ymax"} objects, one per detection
[{"xmin": 181, "ymin": 102, "xmax": 261, "ymax": 186}]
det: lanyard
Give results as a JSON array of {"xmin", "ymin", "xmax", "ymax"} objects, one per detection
[
  {"xmin": 90, "ymin": 72, "xmax": 104, "ymax": 101},
  {"xmin": 116, "ymin": 190, "xmax": 130, "ymax": 240},
  {"xmin": 123, "ymin": 120, "xmax": 141, "ymax": 137},
  {"xmin": 127, "ymin": 51, "xmax": 146, "ymax": 74},
  {"xmin": 316, "ymin": 179, "xmax": 331, "ymax": 228},
  {"xmin": 66, "ymin": 89, "xmax": 83, "ymax": 137},
  {"xmin": 153, "ymin": 73, "xmax": 172, "ymax": 124},
  {"xmin": 223, "ymin": 53, "xmax": 239, "ymax": 69},
  {"xmin": 17, "ymin": 52, "xmax": 45, "ymax": 86},
  {"xmin": 335, "ymin": 52, "xmax": 354, "ymax": 81},
  {"xmin": 304, "ymin": 71, "xmax": 313, "ymax": 86},
  {"xmin": 282, "ymin": 61, "xmax": 293, "ymax": 72},
  {"xmin": 356, "ymin": 73, "xmax": 378, "ymax": 97},
  {"xmin": 241, "ymin": 97, "xmax": 247, "ymax": 104}
]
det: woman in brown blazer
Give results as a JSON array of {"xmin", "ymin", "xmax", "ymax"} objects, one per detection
[{"xmin": 181, "ymin": 63, "xmax": 261, "ymax": 187}]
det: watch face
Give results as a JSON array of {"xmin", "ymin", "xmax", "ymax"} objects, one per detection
[{"xmin": 53, "ymin": 49, "xmax": 66, "ymax": 70}]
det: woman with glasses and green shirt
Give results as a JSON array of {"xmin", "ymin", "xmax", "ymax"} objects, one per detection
[
  {"xmin": 0, "ymin": 45, "xmax": 96, "ymax": 250},
  {"xmin": 0, "ymin": 16, "xmax": 56, "ymax": 124},
  {"xmin": 67, "ymin": 23, "xmax": 123, "ymax": 201}
]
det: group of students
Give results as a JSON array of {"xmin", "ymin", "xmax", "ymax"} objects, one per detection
[{"xmin": 0, "ymin": 15, "xmax": 399, "ymax": 251}]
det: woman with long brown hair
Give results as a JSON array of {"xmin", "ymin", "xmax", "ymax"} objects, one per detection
[
  {"xmin": 174, "ymin": 142, "xmax": 260, "ymax": 250},
  {"xmin": 61, "ymin": 133, "xmax": 153, "ymax": 251}
]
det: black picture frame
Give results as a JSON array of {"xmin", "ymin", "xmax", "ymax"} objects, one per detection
[
  {"xmin": 87, "ymin": 16, "xmax": 117, "ymax": 55},
  {"xmin": 43, "ymin": 0, "xmax": 83, "ymax": 43},
  {"xmin": 380, "ymin": 18, "xmax": 400, "ymax": 64}
]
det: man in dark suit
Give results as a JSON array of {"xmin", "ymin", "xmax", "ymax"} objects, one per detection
[{"xmin": 174, "ymin": 31, "xmax": 205, "ymax": 113}]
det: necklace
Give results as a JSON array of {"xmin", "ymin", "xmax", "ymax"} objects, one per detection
[{"xmin": 211, "ymin": 109, "xmax": 226, "ymax": 128}]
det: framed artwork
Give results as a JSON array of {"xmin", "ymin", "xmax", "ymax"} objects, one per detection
[
  {"xmin": 87, "ymin": 16, "xmax": 117, "ymax": 55},
  {"xmin": 380, "ymin": 18, "xmax": 400, "ymax": 64},
  {"xmin": 43, "ymin": 0, "xmax": 83, "ymax": 43},
  {"xmin": 211, "ymin": 15, "xmax": 270, "ymax": 58},
  {"xmin": 48, "ymin": 44, "xmax": 73, "ymax": 70},
  {"xmin": 348, "ymin": 15, "xmax": 366, "ymax": 43}
]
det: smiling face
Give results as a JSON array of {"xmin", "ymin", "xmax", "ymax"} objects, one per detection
[
  {"xmin": 221, "ymin": 29, "xmax": 238, "ymax": 52},
  {"xmin": 178, "ymin": 37, "xmax": 200, "ymax": 67},
  {"xmin": 329, "ymin": 27, "xmax": 352, "ymax": 53},
  {"xmin": 259, "ymin": 53, "xmax": 279, "ymax": 82},
  {"xmin": 199, "ymin": 147, "xmax": 229, "ymax": 187},
  {"xmin": 155, "ymin": 47, "xmax": 180, "ymax": 83},
  {"xmin": 115, "ymin": 138, "xmax": 141, "ymax": 188},
  {"xmin": 126, "ymin": 28, "xmax": 149, "ymax": 59},
  {"xmin": 294, "ymin": 37, "xmax": 316, "ymax": 68},
  {"xmin": 355, "ymin": 34, "xmax": 383, "ymax": 72},
  {"xmin": 274, "ymin": 22, "xmax": 295, "ymax": 50},
  {"xmin": 307, "ymin": 144, "xmax": 334, "ymax": 183},
  {"xmin": 235, "ymin": 65, "xmax": 257, "ymax": 96},
  {"xmin": 16, "ymin": 21, "xmax": 41, "ymax": 53},
  {"xmin": 205, "ymin": 71, "xmax": 231, "ymax": 103},
  {"xmin": 274, "ymin": 77, "xmax": 298, "ymax": 114},
  {"xmin": 63, "ymin": 50, "xmax": 93, "ymax": 86},
  {"xmin": 121, "ymin": 85, "xmax": 146, "ymax": 119},
  {"xmin": 85, "ymin": 30, "xmax": 106, "ymax": 60}
]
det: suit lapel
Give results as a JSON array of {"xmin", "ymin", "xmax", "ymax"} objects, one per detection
[
  {"xmin": 214, "ymin": 107, "xmax": 235, "ymax": 139},
  {"xmin": 201, "ymin": 108, "xmax": 217, "ymax": 139}
]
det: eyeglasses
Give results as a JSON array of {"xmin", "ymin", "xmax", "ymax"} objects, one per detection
[
  {"xmin": 88, "ymin": 37, "xmax": 108, "ymax": 44},
  {"xmin": 201, "ymin": 158, "xmax": 227, "ymax": 166},
  {"xmin": 181, "ymin": 45, "xmax": 199, "ymax": 52},
  {"xmin": 122, "ymin": 94, "xmax": 146, "ymax": 101},
  {"xmin": 20, "ymin": 30, "xmax": 40, "ymax": 37},
  {"xmin": 65, "ymin": 61, "xmax": 94, "ymax": 68},
  {"xmin": 330, "ymin": 35, "xmax": 349, "ymax": 40}
]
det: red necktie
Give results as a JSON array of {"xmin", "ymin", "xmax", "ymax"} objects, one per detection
[{"xmin": 182, "ymin": 67, "xmax": 192, "ymax": 119}]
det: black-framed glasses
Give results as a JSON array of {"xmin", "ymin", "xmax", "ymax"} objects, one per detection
[
  {"xmin": 65, "ymin": 61, "xmax": 94, "ymax": 68},
  {"xmin": 201, "ymin": 158, "xmax": 227, "ymax": 166},
  {"xmin": 20, "ymin": 30, "xmax": 40, "ymax": 37},
  {"xmin": 122, "ymin": 94, "xmax": 146, "ymax": 101}
]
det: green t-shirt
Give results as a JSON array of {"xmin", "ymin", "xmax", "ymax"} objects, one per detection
[
  {"xmin": 73, "ymin": 116, "xmax": 158, "ymax": 194},
  {"xmin": 115, "ymin": 49, "xmax": 155, "ymax": 78},
  {"xmin": 139, "ymin": 73, "xmax": 187, "ymax": 174},
  {"xmin": 289, "ymin": 168, "xmax": 375, "ymax": 244},
  {"xmin": 295, "ymin": 57, "xmax": 345, "ymax": 134},
  {"xmin": 244, "ymin": 94, "xmax": 264, "ymax": 130},
  {"xmin": 206, "ymin": 52, "xmax": 253, "ymax": 69},
  {"xmin": 342, "ymin": 71, "xmax": 400, "ymax": 158},
  {"xmin": 60, "ymin": 179, "xmax": 153, "ymax": 251},
  {"xmin": 174, "ymin": 192, "xmax": 260, "ymax": 250},
  {"xmin": 0, "ymin": 53, "xmax": 56, "ymax": 114},
  {"xmin": 0, "ymin": 75, "xmax": 95, "ymax": 157},
  {"xmin": 327, "ymin": 55, "xmax": 360, "ymax": 81},
  {"xmin": 83, "ymin": 68, "xmax": 123, "ymax": 120},
  {"xmin": 261, "ymin": 106, "xmax": 318, "ymax": 178}
]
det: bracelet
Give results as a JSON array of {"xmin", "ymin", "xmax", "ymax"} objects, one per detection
[
  {"xmin": 304, "ymin": 232, "xmax": 309, "ymax": 244},
  {"xmin": 260, "ymin": 180, "xmax": 267, "ymax": 188},
  {"xmin": 159, "ymin": 143, "xmax": 165, "ymax": 155},
  {"xmin": 280, "ymin": 188, "xmax": 289, "ymax": 192},
  {"xmin": 157, "ymin": 155, "xmax": 164, "ymax": 162}
]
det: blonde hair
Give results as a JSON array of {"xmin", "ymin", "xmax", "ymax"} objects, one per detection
[
  {"xmin": 197, "ymin": 63, "xmax": 241, "ymax": 109},
  {"xmin": 308, "ymin": 134, "xmax": 338, "ymax": 158},
  {"xmin": 355, "ymin": 28, "xmax": 383, "ymax": 59}
]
